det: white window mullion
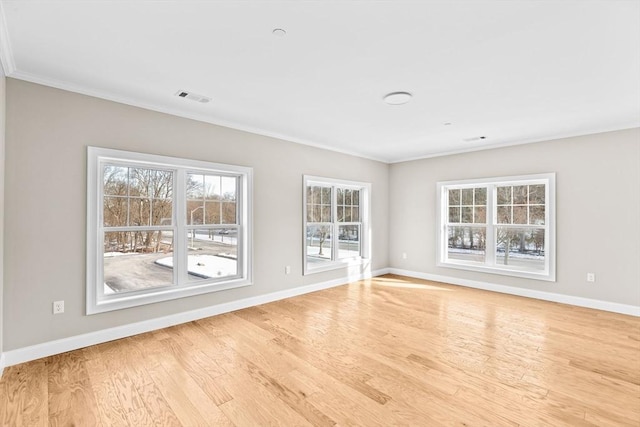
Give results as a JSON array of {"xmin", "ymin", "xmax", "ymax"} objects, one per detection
[
  {"xmin": 174, "ymin": 168, "xmax": 187, "ymax": 285},
  {"xmin": 96, "ymin": 161, "xmax": 106, "ymax": 302},
  {"xmin": 331, "ymin": 185, "xmax": 340, "ymax": 261},
  {"xmin": 486, "ymin": 185, "xmax": 496, "ymax": 268}
]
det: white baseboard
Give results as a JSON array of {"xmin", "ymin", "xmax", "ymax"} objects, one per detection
[
  {"xmin": 0, "ymin": 353, "xmax": 5, "ymax": 377},
  {"xmin": 1, "ymin": 269, "xmax": 387, "ymax": 369},
  {"xmin": 388, "ymin": 268, "xmax": 640, "ymax": 317}
]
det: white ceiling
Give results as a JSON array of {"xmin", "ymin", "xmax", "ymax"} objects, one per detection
[{"xmin": 0, "ymin": 1, "xmax": 638, "ymax": 163}]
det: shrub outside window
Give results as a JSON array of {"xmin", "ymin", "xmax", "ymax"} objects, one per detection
[{"xmin": 437, "ymin": 173, "xmax": 555, "ymax": 281}]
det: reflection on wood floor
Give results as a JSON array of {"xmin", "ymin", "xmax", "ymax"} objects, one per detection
[{"xmin": 1, "ymin": 274, "xmax": 639, "ymax": 426}]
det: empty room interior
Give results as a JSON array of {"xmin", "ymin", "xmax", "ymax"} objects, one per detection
[{"xmin": 0, "ymin": 1, "xmax": 639, "ymax": 425}]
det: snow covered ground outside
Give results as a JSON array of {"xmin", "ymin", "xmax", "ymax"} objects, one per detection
[{"xmin": 155, "ymin": 254, "xmax": 237, "ymax": 279}]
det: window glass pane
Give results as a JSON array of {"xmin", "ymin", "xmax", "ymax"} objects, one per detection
[
  {"xmin": 474, "ymin": 206, "xmax": 486, "ymax": 224},
  {"xmin": 474, "ymin": 187, "xmax": 486, "ymax": 205},
  {"xmin": 129, "ymin": 168, "xmax": 151, "ymax": 197},
  {"xmin": 447, "ymin": 226, "xmax": 486, "ymax": 263},
  {"xmin": 313, "ymin": 205, "xmax": 322, "ymax": 223},
  {"xmin": 151, "ymin": 170, "xmax": 173, "ymax": 199},
  {"xmin": 352, "ymin": 190, "xmax": 360, "ymax": 206},
  {"xmin": 221, "ymin": 202, "xmax": 237, "ymax": 224},
  {"xmin": 343, "ymin": 189, "xmax": 352, "ymax": 205},
  {"xmin": 497, "ymin": 186, "xmax": 511, "ymax": 205},
  {"xmin": 497, "ymin": 206, "xmax": 511, "ymax": 224},
  {"xmin": 448, "ymin": 189, "xmax": 460, "ymax": 205},
  {"xmin": 513, "ymin": 206, "xmax": 528, "ymax": 224},
  {"xmin": 103, "ymin": 166, "xmax": 128, "ymax": 196},
  {"xmin": 496, "ymin": 227, "xmax": 545, "ymax": 271},
  {"xmin": 461, "ymin": 206, "xmax": 473, "ymax": 223},
  {"xmin": 338, "ymin": 225, "xmax": 360, "ymax": 259},
  {"xmin": 337, "ymin": 188, "xmax": 344, "ymax": 205},
  {"xmin": 129, "ymin": 198, "xmax": 151, "ymax": 226},
  {"xmin": 151, "ymin": 199, "xmax": 172, "ymax": 226},
  {"xmin": 344, "ymin": 206, "xmax": 353, "ymax": 222},
  {"xmin": 187, "ymin": 201, "xmax": 204, "ymax": 225},
  {"xmin": 204, "ymin": 175, "xmax": 220, "ymax": 199},
  {"xmin": 306, "ymin": 204, "xmax": 314, "ymax": 222},
  {"xmin": 461, "ymin": 188, "xmax": 473, "ymax": 205},
  {"xmin": 449, "ymin": 207, "xmax": 460, "ymax": 223},
  {"xmin": 103, "ymin": 231, "xmax": 174, "ymax": 293},
  {"xmin": 322, "ymin": 206, "xmax": 331, "ymax": 222},
  {"xmin": 187, "ymin": 174, "xmax": 204, "ymax": 199},
  {"xmin": 513, "ymin": 185, "xmax": 528, "ymax": 205},
  {"xmin": 529, "ymin": 205, "xmax": 545, "ymax": 225},
  {"xmin": 103, "ymin": 196, "xmax": 128, "ymax": 227},
  {"xmin": 306, "ymin": 225, "xmax": 332, "ymax": 262},
  {"xmin": 312, "ymin": 186, "xmax": 321, "ymax": 204},
  {"xmin": 321, "ymin": 187, "xmax": 331, "ymax": 204},
  {"xmin": 204, "ymin": 201, "xmax": 221, "ymax": 224},
  {"xmin": 221, "ymin": 176, "xmax": 237, "ymax": 201},
  {"xmin": 351, "ymin": 206, "xmax": 360, "ymax": 222},
  {"xmin": 529, "ymin": 185, "xmax": 545, "ymax": 205},
  {"xmin": 187, "ymin": 228, "xmax": 238, "ymax": 281},
  {"xmin": 337, "ymin": 206, "xmax": 344, "ymax": 222}
]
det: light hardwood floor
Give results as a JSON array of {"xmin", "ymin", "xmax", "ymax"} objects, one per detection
[{"xmin": 1, "ymin": 274, "xmax": 639, "ymax": 426}]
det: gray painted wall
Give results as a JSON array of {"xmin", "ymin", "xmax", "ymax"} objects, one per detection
[
  {"xmin": 389, "ymin": 128, "xmax": 640, "ymax": 306},
  {"xmin": 0, "ymin": 67, "xmax": 5, "ymax": 359},
  {"xmin": 3, "ymin": 79, "xmax": 389, "ymax": 350}
]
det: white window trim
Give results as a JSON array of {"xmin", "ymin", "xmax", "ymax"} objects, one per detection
[
  {"xmin": 436, "ymin": 173, "xmax": 556, "ymax": 281},
  {"xmin": 87, "ymin": 147, "xmax": 253, "ymax": 314},
  {"xmin": 303, "ymin": 175, "xmax": 371, "ymax": 275}
]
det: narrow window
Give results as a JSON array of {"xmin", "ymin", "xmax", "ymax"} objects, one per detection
[{"xmin": 303, "ymin": 176, "xmax": 370, "ymax": 275}]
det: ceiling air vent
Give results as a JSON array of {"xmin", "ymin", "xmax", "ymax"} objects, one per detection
[{"xmin": 175, "ymin": 90, "xmax": 211, "ymax": 104}]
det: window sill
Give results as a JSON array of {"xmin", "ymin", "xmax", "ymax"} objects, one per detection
[
  {"xmin": 303, "ymin": 257, "xmax": 367, "ymax": 276},
  {"xmin": 88, "ymin": 278, "xmax": 252, "ymax": 314},
  {"xmin": 438, "ymin": 260, "xmax": 555, "ymax": 282}
]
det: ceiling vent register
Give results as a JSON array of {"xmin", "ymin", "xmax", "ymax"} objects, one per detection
[{"xmin": 175, "ymin": 90, "xmax": 211, "ymax": 103}]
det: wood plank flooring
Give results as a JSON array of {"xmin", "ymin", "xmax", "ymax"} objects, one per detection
[{"xmin": 1, "ymin": 274, "xmax": 639, "ymax": 426}]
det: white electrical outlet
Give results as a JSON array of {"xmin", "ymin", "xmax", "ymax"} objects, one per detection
[
  {"xmin": 285, "ymin": 265, "xmax": 291, "ymax": 275},
  {"xmin": 53, "ymin": 300, "xmax": 64, "ymax": 314},
  {"xmin": 586, "ymin": 273, "xmax": 596, "ymax": 282}
]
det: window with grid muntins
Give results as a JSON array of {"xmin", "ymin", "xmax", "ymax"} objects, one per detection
[
  {"xmin": 438, "ymin": 174, "xmax": 555, "ymax": 281},
  {"xmin": 304, "ymin": 176, "xmax": 370, "ymax": 274},
  {"xmin": 87, "ymin": 147, "xmax": 252, "ymax": 314}
]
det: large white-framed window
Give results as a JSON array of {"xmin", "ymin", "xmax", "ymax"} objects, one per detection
[
  {"xmin": 87, "ymin": 147, "xmax": 253, "ymax": 314},
  {"xmin": 303, "ymin": 176, "xmax": 371, "ymax": 275},
  {"xmin": 437, "ymin": 173, "xmax": 555, "ymax": 281}
]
